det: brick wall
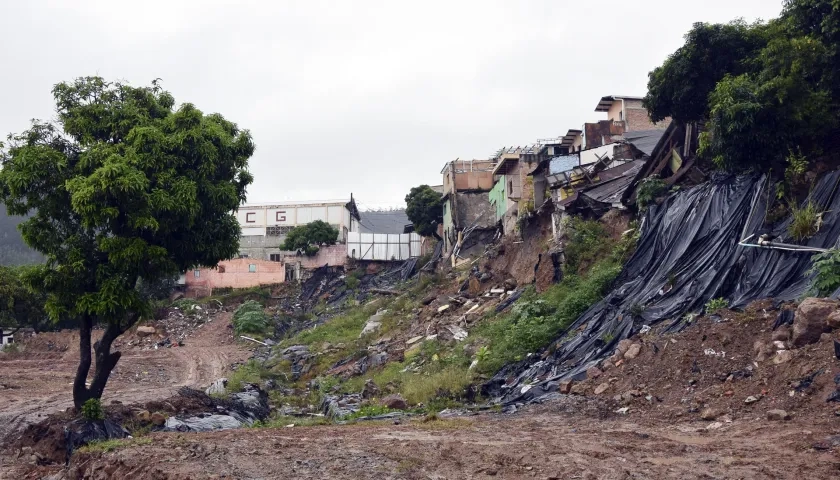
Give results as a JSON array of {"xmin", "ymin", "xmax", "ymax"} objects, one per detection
[
  {"xmin": 624, "ymin": 99, "xmax": 671, "ymax": 131},
  {"xmin": 584, "ymin": 120, "xmax": 626, "ymax": 149},
  {"xmin": 297, "ymin": 244, "xmax": 347, "ymax": 269}
]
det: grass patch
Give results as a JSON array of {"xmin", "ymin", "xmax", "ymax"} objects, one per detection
[
  {"xmin": 227, "ymin": 359, "xmax": 271, "ymax": 392},
  {"xmin": 402, "ymin": 366, "xmax": 473, "ymax": 406},
  {"xmin": 77, "ymin": 437, "xmax": 153, "ymax": 454},
  {"xmin": 475, "ymin": 258, "xmax": 621, "ymax": 374},
  {"xmin": 788, "ymin": 200, "xmax": 822, "ymax": 241}
]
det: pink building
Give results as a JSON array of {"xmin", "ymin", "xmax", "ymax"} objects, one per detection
[{"xmin": 184, "ymin": 245, "xmax": 347, "ymax": 298}]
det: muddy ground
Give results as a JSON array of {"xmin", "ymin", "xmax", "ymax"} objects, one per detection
[
  {"xmin": 0, "ymin": 309, "xmax": 252, "ymax": 443},
  {"xmin": 3, "ymin": 303, "xmax": 840, "ymax": 479},
  {"xmin": 9, "ymin": 402, "xmax": 840, "ymax": 479}
]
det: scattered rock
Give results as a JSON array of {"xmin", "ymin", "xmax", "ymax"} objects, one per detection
[
  {"xmin": 624, "ymin": 344, "xmax": 642, "ymax": 360},
  {"xmin": 772, "ymin": 350, "xmax": 793, "ymax": 365},
  {"xmin": 382, "ymin": 394, "xmax": 408, "ymax": 410},
  {"xmin": 135, "ymin": 410, "xmax": 151, "ymax": 422},
  {"xmin": 468, "ymin": 277, "xmax": 481, "ymax": 297},
  {"xmin": 594, "ymin": 383, "xmax": 610, "ymax": 395},
  {"xmin": 586, "ymin": 366, "xmax": 603, "ymax": 380},
  {"xmin": 503, "ymin": 278, "xmax": 518, "ymax": 290},
  {"xmin": 767, "ymin": 409, "xmax": 791, "ymax": 421},
  {"xmin": 437, "ymin": 305, "xmax": 450, "ymax": 314},
  {"xmin": 361, "ymin": 379, "xmax": 380, "ymax": 399},
  {"xmin": 792, "ymin": 298, "xmax": 836, "ymax": 347},
  {"xmin": 617, "ymin": 339, "xmax": 634, "ymax": 355},
  {"xmin": 150, "ymin": 412, "xmax": 167, "ymax": 426},
  {"xmin": 406, "ymin": 336, "xmax": 424, "ymax": 345},
  {"xmin": 136, "ymin": 326, "xmax": 156, "ymax": 337},
  {"xmin": 772, "ymin": 325, "xmax": 791, "ymax": 342},
  {"xmin": 744, "ymin": 395, "xmax": 761, "ymax": 405},
  {"xmin": 558, "ymin": 380, "xmax": 574, "ymax": 394},
  {"xmin": 700, "ymin": 408, "xmax": 718, "ymax": 421},
  {"xmin": 360, "ymin": 313, "xmax": 383, "ymax": 338},
  {"xmin": 421, "ymin": 295, "xmax": 436, "ymax": 306},
  {"xmin": 827, "ymin": 311, "xmax": 840, "ymax": 329}
]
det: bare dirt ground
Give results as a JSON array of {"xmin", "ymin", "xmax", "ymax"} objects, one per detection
[
  {"xmin": 0, "ymin": 311, "xmax": 252, "ymax": 442},
  {"xmin": 18, "ymin": 403, "xmax": 840, "ymax": 479}
]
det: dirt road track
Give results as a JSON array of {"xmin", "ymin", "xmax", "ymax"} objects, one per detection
[
  {"xmin": 22, "ymin": 404, "xmax": 840, "ymax": 479},
  {"xmin": 0, "ymin": 312, "xmax": 251, "ymax": 442}
]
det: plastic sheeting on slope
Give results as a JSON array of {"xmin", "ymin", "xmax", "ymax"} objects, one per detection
[{"xmin": 485, "ymin": 172, "xmax": 840, "ymax": 405}]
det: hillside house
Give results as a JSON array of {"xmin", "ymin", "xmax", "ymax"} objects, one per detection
[
  {"xmin": 439, "ymin": 160, "xmax": 498, "ymax": 256},
  {"xmin": 236, "ymin": 197, "xmax": 361, "ymax": 261}
]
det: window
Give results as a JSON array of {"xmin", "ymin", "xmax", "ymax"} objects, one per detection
[
  {"xmin": 193, "ymin": 269, "xmax": 200, "ymax": 278},
  {"xmin": 267, "ymin": 225, "xmax": 294, "ymax": 236},
  {"xmin": 245, "ymin": 212, "xmax": 255, "ymax": 223},
  {"xmin": 270, "ymin": 254, "xmax": 281, "ymax": 262},
  {"xmin": 249, "ymin": 264, "xmax": 257, "ymax": 273}
]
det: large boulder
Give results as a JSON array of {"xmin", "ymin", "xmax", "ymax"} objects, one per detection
[
  {"xmin": 136, "ymin": 326, "xmax": 156, "ymax": 337},
  {"xmin": 382, "ymin": 393, "xmax": 408, "ymax": 410},
  {"xmin": 792, "ymin": 298, "xmax": 838, "ymax": 347}
]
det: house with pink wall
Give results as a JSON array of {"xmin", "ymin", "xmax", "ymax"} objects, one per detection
[{"xmin": 184, "ymin": 245, "xmax": 347, "ymax": 297}]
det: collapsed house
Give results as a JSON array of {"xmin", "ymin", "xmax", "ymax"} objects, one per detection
[{"xmin": 440, "ymin": 159, "xmax": 498, "ymax": 264}]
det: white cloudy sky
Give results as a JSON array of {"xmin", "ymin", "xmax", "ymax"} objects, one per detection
[{"xmin": 1, "ymin": 0, "xmax": 782, "ymax": 209}]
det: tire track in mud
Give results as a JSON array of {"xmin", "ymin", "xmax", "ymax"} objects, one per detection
[{"xmin": 0, "ymin": 311, "xmax": 251, "ymax": 441}]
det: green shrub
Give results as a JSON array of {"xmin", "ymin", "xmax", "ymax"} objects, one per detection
[
  {"xmin": 232, "ymin": 300, "xmax": 268, "ymax": 336},
  {"xmin": 563, "ymin": 217, "xmax": 611, "ymax": 275},
  {"xmin": 81, "ymin": 398, "xmax": 104, "ymax": 421},
  {"xmin": 476, "ymin": 258, "xmax": 621, "ymax": 374},
  {"xmin": 345, "ymin": 275, "xmax": 360, "ymax": 290},
  {"xmin": 637, "ymin": 176, "xmax": 668, "ymax": 209},
  {"xmin": 788, "ymin": 200, "xmax": 821, "ymax": 241},
  {"xmin": 807, "ymin": 248, "xmax": 840, "ymax": 296},
  {"xmin": 704, "ymin": 297, "xmax": 729, "ymax": 313},
  {"xmin": 227, "ymin": 360, "xmax": 269, "ymax": 392},
  {"xmin": 402, "ymin": 367, "xmax": 473, "ymax": 406}
]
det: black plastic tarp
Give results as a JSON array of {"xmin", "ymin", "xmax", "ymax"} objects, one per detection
[{"xmin": 486, "ymin": 172, "xmax": 840, "ymax": 404}]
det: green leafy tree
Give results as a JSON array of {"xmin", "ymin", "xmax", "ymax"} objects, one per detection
[
  {"xmin": 0, "ymin": 265, "xmax": 48, "ymax": 344},
  {"xmin": 279, "ymin": 220, "xmax": 338, "ymax": 256},
  {"xmin": 405, "ymin": 185, "xmax": 442, "ymax": 239},
  {"xmin": 646, "ymin": 1, "xmax": 840, "ymax": 172},
  {"xmin": 644, "ymin": 20, "xmax": 767, "ymax": 123},
  {"xmin": 0, "ymin": 77, "xmax": 254, "ymax": 409}
]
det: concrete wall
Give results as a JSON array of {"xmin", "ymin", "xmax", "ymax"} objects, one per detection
[
  {"xmin": 186, "ymin": 258, "xmax": 285, "ymax": 295},
  {"xmin": 489, "ymin": 177, "xmax": 507, "ymax": 221},
  {"xmin": 441, "ymin": 160, "xmax": 497, "ymax": 194}
]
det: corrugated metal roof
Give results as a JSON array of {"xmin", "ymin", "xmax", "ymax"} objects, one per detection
[
  {"xmin": 581, "ymin": 161, "xmax": 646, "ymax": 204},
  {"xmin": 549, "ymin": 155, "xmax": 579, "ymax": 174},
  {"xmin": 358, "ymin": 210, "xmax": 412, "ymax": 234},
  {"xmin": 621, "ymin": 129, "xmax": 666, "ymax": 156}
]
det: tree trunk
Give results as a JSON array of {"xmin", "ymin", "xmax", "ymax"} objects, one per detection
[
  {"xmin": 72, "ymin": 315, "xmax": 94, "ymax": 410},
  {"xmin": 72, "ymin": 313, "xmax": 140, "ymax": 410}
]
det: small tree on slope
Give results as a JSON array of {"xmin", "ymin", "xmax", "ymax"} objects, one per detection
[{"xmin": 0, "ymin": 77, "xmax": 254, "ymax": 409}]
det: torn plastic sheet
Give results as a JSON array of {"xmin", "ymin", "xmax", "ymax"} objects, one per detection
[{"xmin": 485, "ymin": 172, "xmax": 840, "ymax": 404}]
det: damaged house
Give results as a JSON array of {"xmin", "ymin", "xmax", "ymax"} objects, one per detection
[{"xmin": 440, "ymin": 159, "xmax": 498, "ymax": 263}]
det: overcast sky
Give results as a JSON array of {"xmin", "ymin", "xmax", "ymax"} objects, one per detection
[{"xmin": 1, "ymin": 0, "xmax": 782, "ymax": 210}]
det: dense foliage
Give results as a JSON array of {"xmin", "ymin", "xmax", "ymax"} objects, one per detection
[
  {"xmin": 645, "ymin": 0, "xmax": 840, "ymax": 171},
  {"xmin": 0, "ymin": 77, "xmax": 254, "ymax": 408},
  {"xmin": 405, "ymin": 185, "xmax": 443, "ymax": 239},
  {"xmin": 0, "ymin": 264, "xmax": 47, "ymax": 331},
  {"xmin": 279, "ymin": 220, "xmax": 338, "ymax": 256}
]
